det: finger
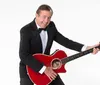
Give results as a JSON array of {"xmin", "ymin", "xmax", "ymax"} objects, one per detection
[
  {"xmin": 44, "ymin": 72, "xmax": 52, "ymax": 81},
  {"xmin": 49, "ymin": 74, "xmax": 56, "ymax": 80},
  {"xmin": 48, "ymin": 71, "xmax": 57, "ymax": 80},
  {"xmin": 52, "ymin": 71, "xmax": 57, "ymax": 76},
  {"xmin": 44, "ymin": 71, "xmax": 56, "ymax": 81},
  {"xmin": 44, "ymin": 67, "xmax": 57, "ymax": 81},
  {"xmin": 93, "ymin": 48, "xmax": 98, "ymax": 54},
  {"xmin": 50, "ymin": 72, "xmax": 57, "ymax": 79},
  {"xmin": 93, "ymin": 48, "xmax": 97, "ymax": 54}
]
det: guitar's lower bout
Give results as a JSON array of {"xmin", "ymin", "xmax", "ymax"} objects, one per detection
[
  {"xmin": 26, "ymin": 66, "xmax": 51, "ymax": 85},
  {"xmin": 26, "ymin": 50, "xmax": 67, "ymax": 85}
]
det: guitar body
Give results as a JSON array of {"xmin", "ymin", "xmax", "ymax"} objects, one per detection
[
  {"xmin": 26, "ymin": 50, "xmax": 67, "ymax": 85},
  {"xmin": 26, "ymin": 45, "xmax": 100, "ymax": 85}
]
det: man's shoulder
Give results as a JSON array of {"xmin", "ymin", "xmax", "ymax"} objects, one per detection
[
  {"xmin": 48, "ymin": 21, "xmax": 56, "ymax": 28},
  {"xmin": 20, "ymin": 22, "xmax": 32, "ymax": 32},
  {"xmin": 49, "ymin": 21, "xmax": 55, "ymax": 25}
]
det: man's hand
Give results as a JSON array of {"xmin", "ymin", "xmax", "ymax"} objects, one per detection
[
  {"xmin": 86, "ymin": 43, "xmax": 100, "ymax": 54},
  {"xmin": 44, "ymin": 67, "xmax": 57, "ymax": 81}
]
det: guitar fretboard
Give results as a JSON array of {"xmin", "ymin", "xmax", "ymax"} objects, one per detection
[{"xmin": 61, "ymin": 45, "xmax": 100, "ymax": 64}]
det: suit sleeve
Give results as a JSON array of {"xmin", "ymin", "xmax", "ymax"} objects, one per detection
[
  {"xmin": 53, "ymin": 23, "xmax": 84, "ymax": 52},
  {"xmin": 19, "ymin": 28, "xmax": 43, "ymax": 72}
]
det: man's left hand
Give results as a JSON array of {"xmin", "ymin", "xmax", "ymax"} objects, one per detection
[{"xmin": 86, "ymin": 43, "xmax": 100, "ymax": 54}]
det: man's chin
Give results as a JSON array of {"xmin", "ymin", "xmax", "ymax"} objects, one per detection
[
  {"xmin": 41, "ymin": 24, "xmax": 48, "ymax": 28},
  {"xmin": 41, "ymin": 26, "xmax": 47, "ymax": 28}
]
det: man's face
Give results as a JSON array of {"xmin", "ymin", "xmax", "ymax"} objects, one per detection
[{"xmin": 36, "ymin": 10, "xmax": 52, "ymax": 28}]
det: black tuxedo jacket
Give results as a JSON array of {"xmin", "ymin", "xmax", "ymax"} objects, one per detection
[{"xmin": 19, "ymin": 19, "xmax": 84, "ymax": 78}]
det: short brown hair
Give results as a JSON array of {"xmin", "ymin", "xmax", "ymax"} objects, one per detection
[{"xmin": 36, "ymin": 4, "xmax": 53, "ymax": 15}]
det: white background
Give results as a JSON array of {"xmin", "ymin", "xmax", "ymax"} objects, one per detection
[{"xmin": 0, "ymin": 0, "xmax": 100, "ymax": 85}]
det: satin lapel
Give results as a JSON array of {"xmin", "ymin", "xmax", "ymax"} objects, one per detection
[
  {"xmin": 32, "ymin": 30, "xmax": 43, "ymax": 52},
  {"xmin": 31, "ymin": 19, "xmax": 43, "ymax": 53},
  {"xmin": 44, "ymin": 28, "xmax": 52, "ymax": 53}
]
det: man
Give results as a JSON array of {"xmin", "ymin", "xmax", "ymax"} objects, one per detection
[{"xmin": 19, "ymin": 4, "xmax": 99, "ymax": 85}]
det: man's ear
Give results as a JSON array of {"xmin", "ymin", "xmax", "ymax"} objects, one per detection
[{"xmin": 36, "ymin": 13, "xmax": 39, "ymax": 18}]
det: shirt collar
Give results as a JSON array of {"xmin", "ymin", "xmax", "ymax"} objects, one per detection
[{"xmin": 35, "ymin": 19, "xmax": 41, "ymax": 29}]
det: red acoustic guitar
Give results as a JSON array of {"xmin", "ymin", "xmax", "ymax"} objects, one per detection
[{"xmin": 26, "ymin": 45, "xmax": 100, "ymax": 85}]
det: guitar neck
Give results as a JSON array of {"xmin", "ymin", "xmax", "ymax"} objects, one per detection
[{"xmin": 61, "ymin": 45, "xmax": 100, "ymax": 64}]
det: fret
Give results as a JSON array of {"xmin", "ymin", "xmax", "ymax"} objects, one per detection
[{"xmin": 61, "ymin": 45, "xmax": 100, "ymax": 64}]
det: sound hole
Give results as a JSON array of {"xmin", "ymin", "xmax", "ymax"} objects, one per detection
[{"xmin": 51, "ymin": 59, "xmax": 62, "ymax": 69}]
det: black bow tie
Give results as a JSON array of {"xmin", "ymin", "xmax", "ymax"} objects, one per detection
[{"xmin": 38, "ymin": 28, "xmax": 47, "ymax": 31}]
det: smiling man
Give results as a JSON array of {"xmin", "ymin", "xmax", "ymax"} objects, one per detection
[{"xmin": 19, "ymin": 4, "xmax": 99, "ymax": 85}]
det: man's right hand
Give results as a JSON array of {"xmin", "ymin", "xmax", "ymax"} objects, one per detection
[{"xmin": 44, "ymin": 67, "xmax": 57, "ymax": 81}]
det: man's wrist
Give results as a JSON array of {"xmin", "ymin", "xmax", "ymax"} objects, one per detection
[
  {"xmin": 81, "ymin": 45, "xmax": 87, "ymax": 51},
  {"xmin": 39, "ymin": 66, "xmax": 46, "ymax": 74}
]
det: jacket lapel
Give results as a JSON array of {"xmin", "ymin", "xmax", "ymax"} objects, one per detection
[
  {"xmin": 31, "ymin": 19, "xmax": 43, "ymax": 53},
  {"xmin": 44, "ymin": 27, "xmax": 53, "ymax": 54}
]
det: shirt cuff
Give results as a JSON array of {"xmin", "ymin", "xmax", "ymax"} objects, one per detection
[
  {"xmin": 81, "ymin": 45, "xmax": 87, "ymax": 51},
  {"xmin": 39, "ymin": 66, "xmax": 46, "ymax": 74}
]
